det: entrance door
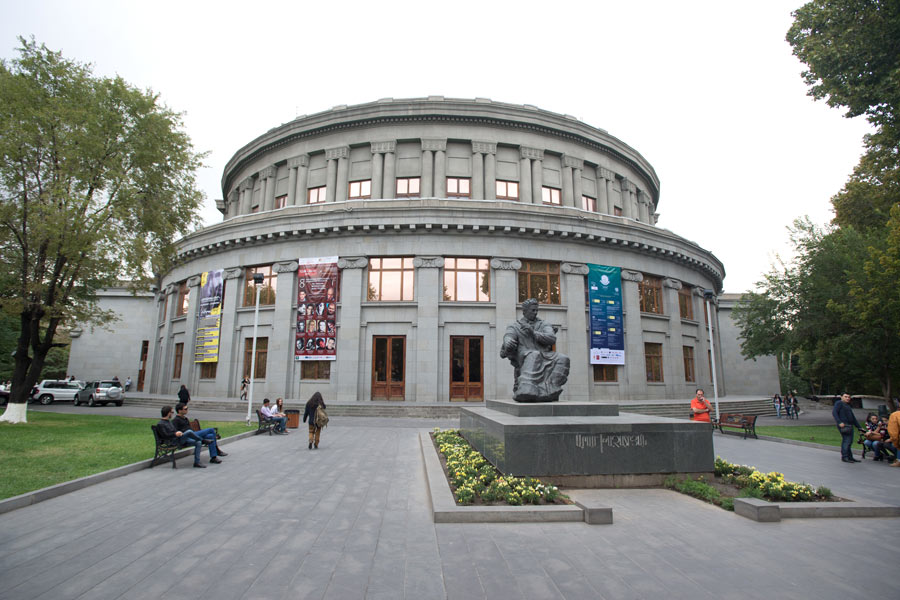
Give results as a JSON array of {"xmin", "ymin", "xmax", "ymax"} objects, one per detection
[
  {"xmin": 449, "ymin": 336, "xmax": 483, "ymax": 401},
  {"xmin": 137, "ymin": 340, "xmax": 149, "ymax": 392},
  {"xmin": 372, "ymin": 336, "xmax": 405, "ymax": 400}
]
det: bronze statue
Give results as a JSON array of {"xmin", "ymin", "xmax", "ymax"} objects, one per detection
[{"xmin": 500, "ymin": 298, "xmax": 570, "ymax": 402}]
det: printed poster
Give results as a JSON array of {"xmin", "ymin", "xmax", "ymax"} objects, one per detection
[
  {"xmin": 295, "ymin": 256, "xmax": 340, "ymax": 361},
  {"xmin": 588, "ymin": 264, "xmax": 625, "ymax": 365},
  {"xmin": 195, "ymin": 269, "xmax": 224, "ymax": 363}
]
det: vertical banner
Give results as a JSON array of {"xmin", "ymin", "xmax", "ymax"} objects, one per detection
[
  {"xmin": 195, "ymin": 269, "xmax": 224, "ymax": 363},
  {"xmin": 588, "ymin": 264, "xmax": 625, "ymax": 365},
  {"xmin": 295, "ymin": 256, "xmax": 340, "ymax": 361}
]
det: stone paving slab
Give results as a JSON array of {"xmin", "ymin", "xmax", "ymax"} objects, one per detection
[{"xmin": 0, "ymin": 419, "xmax": 896, "ymax": 599}]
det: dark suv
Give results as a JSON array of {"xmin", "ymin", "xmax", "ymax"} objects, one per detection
[{"xmin": 74, "ymin": 381, "xmax": 125, "ymax": 406}]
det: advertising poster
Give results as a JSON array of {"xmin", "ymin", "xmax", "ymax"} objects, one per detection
[
  {"xmin": 195, "ymin": 269, "xmax": 224, "ymax": 363},
  {"xmin": 588, "ymin": 264, "xmax": 625, "ymax": 365},
  {"xmin": 295, "ymin": 257, "xmax": 340, "ymax": 361}
]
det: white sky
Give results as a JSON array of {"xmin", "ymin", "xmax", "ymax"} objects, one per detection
[{"xmin": 1, "ymin": 0, "xmax": 872, "ymax": 293}]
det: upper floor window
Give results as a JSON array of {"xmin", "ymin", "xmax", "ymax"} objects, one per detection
[
  {"xmin": 251, "ymin": 205, "xmax": 260, "ymax": 213},
  {"xmin": 308, "ymin": 186, "xmax": 326, "ymax": 204},
  {"xmin": 367, "ymin": 257, "xmax": 414, "ymax": 301},
  {"xmin": 496, "ymin": 180, "xmax": 519, "ymax": 201},
  {"xmin": 518, "ymin": 260, "xmax": 560, "ymax": 305},
  {"xmin": 582, "ymin": 195, "xmax": 596, "ymax": 212},
  {"xmin": 678, "ymin": 286, "xmax": 694, "ymax": 320},
  {"xmin": 639, "ymin": 275, "xmax": 663, "ymax": 314},
  {"xmin": 172, "ymin": 343, "xmax": 184, "ymax": 378},
  {"xmin": 349, "ymin": 180, "xmax": 372, "ymax": 200},
  {"xmin": 683, "ymin": 346, "xmax": 696, "ymax": 383},
  {"xmin": 593, "ymin": 364, "xmax": 618, "ymax": 382},
  {"xmin": 396, "ymin": 177, "xmax": 420, "ymax": 198},
  {"xmin": 199, "ymin": 362, "xmax": 218, "ymax": 380},
  {"xmin": 613, "ymin": 206, "xmax": 623, "ymax": 216},
  {"xmin": 541, "ymin": 186, "xmax": 561, "ymax": 205},
  {"xmin": 176, "ymin": 282, "xmax": 189, "ymax": 316},
  {"xmin": 443, "ymin": 258, "xmax": 490, "ymax": 302},
  {"xmin": 243, "ymin": 337, "xmax": 268, "ymax": 379},
  {"xmin": 243, "ymin": 265, "xmax": 277, "ymax": 307},
  {"xmin": 274, "ymin": 194, "xmax": 287, "ymax": 209},
  {"xmin": 645, "ymin": 342, "xmax": 664, "ymax": 382},
  {"xmin": 446, "ymin": 177, "xmax": 471, "ymax": 198}
]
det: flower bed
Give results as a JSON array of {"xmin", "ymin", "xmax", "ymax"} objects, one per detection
[{"xmin": 432, "ymin": 428, "xmax": 567, "ymax": 506}]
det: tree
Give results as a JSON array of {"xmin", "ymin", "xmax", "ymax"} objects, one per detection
[{"xmin": 0, "ymin": 38, "xmax": 204, "ymax": 423}]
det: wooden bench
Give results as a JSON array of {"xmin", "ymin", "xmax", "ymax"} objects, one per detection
[
  {"xmin": 717, "ymin": 413, "xmax": 758, "ymax": 439},
  {"xmin": 150, "ymin": 425, "xmax": 181, "ymax": 469},
  {"xmin": 190, "ymin": 418, "xmax": 220, "ymax": 440},
  {"xmin": 256, "ymin": 410, "xmax": 276, "ymax": 435}
]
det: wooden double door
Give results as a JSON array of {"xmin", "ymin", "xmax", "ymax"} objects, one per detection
[
  {"xmin": 372, "ymin": 336, "xmax": 405, "ymax": 401},
  {"xmin": 450, "ymin": 336, "xmax": 483, "ymax": 402}
]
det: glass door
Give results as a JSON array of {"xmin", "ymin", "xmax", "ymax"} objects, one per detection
[
  {"xmin": 372, "ymin": 336, "xmax": 405, "ymax": 400},
  {"xmin": 449, "ymin": 336, "xmax": 483, "ymax": 401}
]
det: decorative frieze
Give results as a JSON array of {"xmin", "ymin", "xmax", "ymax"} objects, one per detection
[
  {"xmin": 413, "ymin": 256, "xmax": 445, "ymax": 268},
  {"xmin": 472, "ymin": 140, "xmax": 497, "ymax": 154},
  {"xmin": 596, "ymin": 167, "xmax": 615, "ymax": 181},
  {"xmin": 337, "ymin": 256, "xmax": 368, "ymax": 269},
  {"xmin": 370, "ymin": 141, "xmax": 396, "ymax": 154},
  {"xmin": 288, "ymin": 154, "xmax": 309, "ymax": 168},
  {"xmin": 561, "ymin": 262, "xmax": 589, "ymax": 275},
  {"xmin": 421, "ymin": 138, "xmax": 447, "ymax": 152},
  {"xmin": 325, "ymin": 146, "xmax": 350, "ymax": 160},
  {"xmin": 490, "ymin": 258, "xmax": 522, "ymax": 271},
  {"xmin": 520, "ymin": 146, "xmax": 544, "ymax": 160},
  {"xmin": 258, "ymin": 166, "xmax": 276, "ymax": 179},
  {"xmin": 224, "ymin": 268, "xmax": 243, "ymax": 280},
  {"xmin": 621, "ymin": 270, "xmax": 644, "ymax": 283},
  {"xmin": 274, "ymin": 260, "xmax": 299, "ymax": 273},
  {"xmin": 239, "ymin": 177, "xmax": 254, "ymax": 191},
  {"xmin": 562, "ymin": 155, "xmax": 584, "ymax": 170},
  {"xmin": 663, "ymin": 278, "xmax": 682, "ymax": 290}
]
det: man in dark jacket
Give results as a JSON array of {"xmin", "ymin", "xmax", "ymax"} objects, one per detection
[
  {"xmin": 177, "ymin": 385, "xmax": 190, "ymax": 404},
  {"xmin": 157, "ymin": 405, "xmax": 219, "ymax": 468},
  {"xmin": 172, "ymin": 402, "xmax": 226, "ymax": 458},
  {"xmin": 832, "ymin": 393, "xmax": 863, "ymax": 463}
]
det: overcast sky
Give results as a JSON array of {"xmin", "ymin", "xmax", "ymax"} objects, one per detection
[{"xmin": 1, "ymin": 0, "xmax": 872, "ymax": 293}]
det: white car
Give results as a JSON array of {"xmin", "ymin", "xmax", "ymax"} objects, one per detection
[{"xmin": 30, "ymin": 380, "xmax": 83, "ymax": 405}]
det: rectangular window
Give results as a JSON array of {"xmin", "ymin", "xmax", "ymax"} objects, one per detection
[
  {"xmin": 645, "ymin": 342, "xmax": 663, "ymax": 382},
  {"xmin": 243, "ymin": 337, "xmax": 268, "ymax": 379},
  {"xmin": 396, "ymin": 177, "xmax": 420, "ymax": 198},
  {"xmin": 541, "ymin": 186, "xmax": 561, "ymax": 205},
  {"xmin": 251, "ymin": 204, "xmax": 260, "ymax": 213},
  {"xmin": 592, "ymin": 364, "xmax": 618, "ymax": 382},
  {"xmin": 613, "ymin": 206, "xmax": 623, "ymax": 216},
  {"xmin": 367, "ymin": 257, "xmax": 415, "ymax": 301},
  {"xmin": 274, "ymin": 194, "xmax": 287, "ymax": 209},
  {"xmin": 446, "ymin": 177, "xmax": 471, "ymax": 198},
  {"xmin": 307, "ymin": 186, "xmax": 326, "ymax": 204},
  {"xmin": 517, "ymin": 260, "xmax": 561, "ymax": 305},
  {"xmin": 683, "ymin": 346, "xmax": 696, "ymax": 383},
  {"xmin": 349, "ymin": 180, "xmax": 372, "ymax": 199},
  {"xmin": 678, "ymin": 286, "xmax": 694, "ymax": 320},
  {"xmin": 639, "ymin": 275, "xmax": 663, "ymax": 314},
  {"xmin": 301, "ymin": 361, "xmax": 331, "ymax": 380},
  {"xmin": 172, "ymin": 343, "xmax": 184, "ymax": 379},
  {"xmin": 176, "ymin": 282, "xmax": 189, "ymax": 316},
  {"xmin": 243, "ymin": 265, "xmax": 277, "ymax": 307},
  {"xmin": 443, "ymin": 258, "xmax": 490, "ymax": 302},
  {"xmin": 582, "ymin": 195, "xmax": 596, "ymax": 212},
  {"xmin": 199, "ymin": 362, "xmax": 218, "ymax": 379},
  {"xmin": 496, "ymin": 180, "xmax": 519, "ymax": 200}
]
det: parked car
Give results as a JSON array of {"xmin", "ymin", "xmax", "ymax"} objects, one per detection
[
  {"xmin": 29, "ymin": 380, "xmax": 83, "ymax": 405},
  {"xmin": 74, "ymin": 381, "xmax": 125, "ymax": 406}
]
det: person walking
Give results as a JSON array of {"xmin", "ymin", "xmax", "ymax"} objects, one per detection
[
  {"xmin": 239, "ymin": 376, "xmax": 249, "ymax": 402},
  {"xmin": 773, "ymin": 393, "xmax": 782, "ymax": 418},
  {"xmin": 303, "ymin": 391, "xmax": 327, "ymax": 449},
  {"xmin": 690, "ymin": 388, "xmax": 712, "ymax": 423},
  {"xmin": 832, "ymin": 393, "xmax": 863, "ymax": 463},
  {"xmin": 178, "ymin": 384, "xmax": 190, "ymax": 405}
]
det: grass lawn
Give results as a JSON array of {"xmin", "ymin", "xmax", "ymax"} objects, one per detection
[
  {"xmin": 755, "ymin": 425, "xmax": 844, "ymax": 447},
  {"xmin": 0, "ymin": 412, "xmax": 250, "ymax": 500}
]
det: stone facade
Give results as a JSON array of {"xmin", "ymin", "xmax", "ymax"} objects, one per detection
[{"xmin": 67, "ymin": 98, "xmax": 771, "ymax": 403}]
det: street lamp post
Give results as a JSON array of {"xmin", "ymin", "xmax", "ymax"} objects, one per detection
[
  {"xmin": 246, "ymin": 272, "xmax": 264, "ymax": 425},
  {"xmin": 703, "ymin": 289, "xmax": 720, "ymax": 422}
]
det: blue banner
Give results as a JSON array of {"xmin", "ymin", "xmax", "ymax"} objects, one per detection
[{"xmin": 588, "ymin": 264, "xmax": 624, "ymax": 365}]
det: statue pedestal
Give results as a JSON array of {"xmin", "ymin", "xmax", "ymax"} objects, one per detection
[{"xmin": 460, "ymin": 399, "xmax": 714, "ymax": 487}]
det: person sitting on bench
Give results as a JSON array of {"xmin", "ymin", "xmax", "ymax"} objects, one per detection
[
  {"xmin": 260, "ymin": 398, "xmax": 288, "ymax": 434},
  {"xmin": 172, "ymin": 402, "xmax": 227, "ymax": 457},
  {"xmin": 156, "ymin": 405, "xmax": 221, "ymax": 468}
]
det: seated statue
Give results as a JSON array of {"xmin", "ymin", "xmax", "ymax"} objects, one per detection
[{"xmin": 500, "ymin": 298, "xmax": 570, "ymax": 402}]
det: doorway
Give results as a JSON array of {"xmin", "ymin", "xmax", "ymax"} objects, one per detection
[
  {"xmin": 372, "ymin": 336, "xmax": 405, "ymax": 400},
  {"xmin": 449, "ymin": 336, "xmax": 483, "ymax": 401},
  {"xmin": 137, "ymin": 340, "xmax": 149, "ymax": 392}
]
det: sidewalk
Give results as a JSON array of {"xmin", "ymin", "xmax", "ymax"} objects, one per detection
[{"xmin": 0, "ymin": 417, "xmax": 895, "ymax": 599}]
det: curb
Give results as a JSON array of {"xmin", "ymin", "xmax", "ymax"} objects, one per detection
[
  {"xmin": 418, "ymin": 432, "xmax": 599, "ymax": 524},
  {"xmin": 0, "ymin": 430, "xmax": 259, "ymax": 516},
  {"xmin": 733, "ymin": 496, "xmax": 900, "ymax": 522}
]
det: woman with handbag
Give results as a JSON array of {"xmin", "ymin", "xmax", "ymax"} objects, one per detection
[{"xmin": 303, "ymin": 391, "xmax": 327, "ymax": 450}]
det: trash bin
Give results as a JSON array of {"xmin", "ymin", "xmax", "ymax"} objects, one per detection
[{"xmin": 285, "ymin": 409, "xmax": 300, "ymax": 429}]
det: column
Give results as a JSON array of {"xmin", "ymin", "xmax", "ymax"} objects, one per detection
[
  {"xmin": 374, "ymin": 141, "xmax": 396, "ymax": 199},
  {"xmin": 272, "ymin": 261, "xmax": 298, "ymax": 399},
  {"xmin": 423, "ymin": 139, "xmax": 446, "ymax": 198},
  {"xmin": 335, "ymin": 257, "xmax": 367, "ymax": 402},
  {"xmin": 693, "ymin": 287, "xmax": 711, "ymax": 386},
  {"xmin": 336, "ymin": 150, "xmax": 350, "ymax": 202},
  {"xmin": 215, "ymin": 267, "xmax": 244, "ymax": 397},
  {"xmin": 562, "ymin": 262, "xmax": 590, "ymax": 401},
  {"xmin": 240, "ymin": 177, "xmax": 253, "ymax": 215},
  {"xmin": 561, "ymin": 155, "xmax": 576, "ymax": 207},
  {"xmin": 154, "ymin": 285, "xmax": 178, "ymax": 393},
  {"xmin": 484, "ymin": 145, "xmax": 497, "ymax": 199},
  {"xmin": 183, "ymin": 274, "xmax": 202, "ymax": 389},
  {"xmin": 531, "ymin": 156, "xmax": 542, "ymax": 204},
  {"xmin": 471, "ymin": 150, "xmax": 484, "ymax": 199},
  {"xmin": 287, "ymin": 155, "xmax": 308, "ymax": 206},
  {"xmin": 573, "ymin": 166, "xmax": 583, "ymax": 209},
  {"xmin": 326, "ymin": 146, "xmax": 348, "ymax": 202},
  {"xmin": 620, "ymin": 178, "xmax": 632, "ymax": 219},
  {"xmin": 370, "ymin": 148, "xmax": 384, "ymax": 201},
  {"xmin": 414, "ymin": 256, "xmax": 443, "ymax": 402},
  {"xmin": 491, "ymin": 258, "xmax": 522, "ymax": 398},
  {"xmin": 325, "ymin": 158, "xmax": 337, "ymax": 203},
  {"xmin": 663, "ymin": 278, "xmax": 685, "ymax": 389},
  {"xmin": 263, "ymin": 166, "xmax": 277, "ymax": 211},
  {"xmin": 227, "ymin": 189, "xmax": 239, "ymax": 219},
  {"xmin": 296, "ymin": 155, "xmax": 309, "ymax": 205},
  {"xmin": 638, "ymin": 190, "xmax": 651, "ymax": 223},
  {"xmin": 286, "ymin": 161, "xmax": 298, "ymax": 207},
  {"xmin": 519, "ymin": 155, "xmax": 532, "ymax": 204},
  {"xmin": 621, "ymin": 270, "xmax": 645, "ymax": 397},
  {"xmin": 596, "ymin": 168, "xmax": 611, "ymax": 214},
  {"xmin": 421, "ymin": 146, "xmax": 434, "ymax": 199}
]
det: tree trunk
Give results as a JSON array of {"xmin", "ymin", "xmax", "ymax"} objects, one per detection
[{"xmin": 0, "ymin": 403, "xmax": 28, "ymax": 423}]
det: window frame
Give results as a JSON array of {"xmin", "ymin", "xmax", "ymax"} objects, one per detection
[
  {"xmin": 541, "ymin": 186, "xmax": 561, "ymax": 206},
  {"xmin": 683, "ymin": 346, "xmax": 696, "ymax": 383},
  {"xmin": 243, "ymin": 265, "xmax": 277, "ymax": 307},
  {"xmin": 199, "ymin": 362, "xmax": 218, "ymax": 380},
  {"xmin": 176, "ymin": 282, "xmax": 189, "ymax": 317},
  {"xmin": 645, "ymin": 342, "xmax": 664, "ymax": 382},
  {"xmin": 348, "ymin": 179, "xmax": 372, "ymax": 200},
  {"xmin": 274, "ymin": 194, "xmax": 287, "ymax": 209},
  {"xmin": 495, "ymin": 180, "xmax": 519, "ymax": 201},
  {"xmin": 443, "ymin": 257, "xmax": 491, "ymax": 302},
  {"xmin": 582, "ymin": 195, "xmax": 597, "ymax": 212},
  {"xmin": 367, "ymin": 257, "xmax": 415, "ymax": 302},
  {"xmin": 639, "ymin": 275, "xmax": 664, "ymax": 314},
  {"xmin": 592, "ymin": 364, "xmax": 618, "ymax": 382},
  {"xmin": 172, "ymin": 342, "xmax": 184, "ymax": 379},
  {"xmin": 300, "ymin": 361, "xmax": 331, "ymax": 380},
  {"xmin": 243, "ymin": 337, "xmax": 268, "ymax": 379},
  {"xmin": 446, "ymin": 177, "xmax": 471, "ymax": 198},
  {"xmin": 517, "ymin": 260, "xmax": 561, "ymax": 305},
  {"xmin": 678, "ymin": 286, "xmax": 694, "ymax": 320},
  {"xmin": 307, "ymin": 186, "xmax": 326, "ymax": 204},
  {"xmin": 395, "ymin": 177, "xmax": 421, "ymax": 198}
]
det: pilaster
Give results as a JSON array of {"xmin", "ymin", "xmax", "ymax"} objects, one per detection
[
  {"xmin": 216, "ymin": 267, "xmax": 244, "ymax": 397},
  {"xmin": 663, "ymin": 278, "xmax": 684, "ymax": 389},
  {"xmin": 413, "ymin": 256, "xmax": 444, "ymax": 402},
  {"xmin": 491, "ymin": 257, "xmax": 522, "ymax": 399},
  {"xmin": 272, "ymin": 261, "xmax": 298, "ymax": 399},
  {"xmin": 562, "ymin": 262, "xmax": 590, "ymax": 401},
  {"xmin": 621, "ymin": 270, "xmax": 645, "ymax": 396},
  {"xmin": 183, "ymin": 274, "xmax": 202, "ymax": 389},
  {"xmin": 288, "ymin": 155, "xmax": 308, "ymax": 206},
  {"xmin": 335, "ymin": 257, "xmax": 367, "ymax": 402},
  {"xmin": 370, "ymin": 147, "xmax": 384, "ymax": 201}
]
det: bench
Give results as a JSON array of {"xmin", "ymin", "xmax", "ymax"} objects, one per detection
[
  {"xmin": 858, "ymin": 431, "xmax": 898, "ymax": 461},
  {"xmin": 717, "ymin": 413, "xmax": 758, "ymax": 439},
  {"xmin": 256, "ymin": 410, "xmax": 276, "ymax": 435},
  {"xmin": 190, "ymin": 418, "xmax": 220, "ymax": 440},
  {"xmin": 150, "ymin": 425, "xmax": 181, "ymax": 469}
]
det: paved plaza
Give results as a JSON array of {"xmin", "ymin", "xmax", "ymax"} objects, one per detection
[{"xmin": 0, "ymin": 415, "xmax": 896, "ymax": 600}]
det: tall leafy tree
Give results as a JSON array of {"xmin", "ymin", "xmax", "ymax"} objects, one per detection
[{"xmin": 0, "ymin": 38, "xmax": 204, "ymax": 422}]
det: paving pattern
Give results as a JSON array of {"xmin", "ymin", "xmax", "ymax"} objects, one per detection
[{"xmin": 0, "ymin": 418, "xmax": 896, "ymax": 599}]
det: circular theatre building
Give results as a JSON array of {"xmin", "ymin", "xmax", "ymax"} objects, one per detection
[{"xmin": 72, "ymin": 98, "xmax": 732, "ymax": 403}]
